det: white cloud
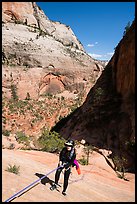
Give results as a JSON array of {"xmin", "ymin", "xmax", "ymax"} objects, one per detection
[
  {"xmin": 107, "ymin": 52, "xmax": 114, "ymax": 56},
  {"xmin": 87, "ymin": 44, "xmax": 94, "ymax": 47},
  {"xmin": 88, "ymin": 53, "xmax": 102, "ymax": 58},
  {"xmin": 87, "ymin": 42, "xmax": 98, "ymax": 47},
  {"xmin": 88, "ymin": 51, "xmax": 114, "ymax": 60}
]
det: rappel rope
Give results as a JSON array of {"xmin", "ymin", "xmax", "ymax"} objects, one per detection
[{"xmin": 4, "ymin": 164, "xmax": 64, "ymax": 202}]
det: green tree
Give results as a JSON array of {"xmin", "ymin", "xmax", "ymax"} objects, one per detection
[
  {"xmin": 11, "ymin": 84, "xmax": 18, "ymax": 100},
  {"xmin": 38, "ymin": 129, "xmax": 66, "ymax": 153},
  {"xmin": 25, "ymin": 92, "xmax": 31, "ymax": 100},
  {"xmin": 84, "ymin": 143, "xmax": 93, "ymax": 165}
]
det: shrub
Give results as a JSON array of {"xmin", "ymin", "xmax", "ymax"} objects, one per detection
[
  {"xmin": 16, "ymin": 131, "xmax": 29, "ymax": 145},
  {"xmin": 125, "ymin": 140, "xmax": 135, "ymax": 153},
  {"xmin": 83, "ymin": 144, "xmax": 93, "ymax": 165},
  {"xmin": 9, "ymin": 143, "xmax": 15, "ymax": 150},
  {"xmin": 25, "ymin": 92, "xmax": 31, "ymax": 100},
  {"xmin": 11, "ymin": 84, "xmax": 18, "ymax": 101},
  {"xmin": 78, "ymin": 155, "xmax": 88, "ymax": 165},
  {"xmin": 123, "ymin": 21, "xmax": 131, "ymax": 36},
  {"xmin": 6, "ymin": 164, "xmax": 20, "ymax": 175},
  {"xmin": 2, "ymin": 116, "xmax": 6, "ymax": 124},
  {"xmin": 44, "ymin": 93, "xmax": 53, "ymax": 99},
  {"xmin": 38, "ymin": 129, "xmax": 66, "ymax": 153},
  {"xmin": 94, "ymin": 87, "xmax": 104, "ymax": 102},
  {"xmin": 61, "ymin": 96, "xmax": 65, "ymax": 100},
  {"xmin": 2, "ymin": 129, "xmax": 10, "ymax": 137}
]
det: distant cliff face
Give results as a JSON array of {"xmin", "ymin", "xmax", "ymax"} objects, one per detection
[
  {"xmin": 2, "ymin": 2, "xmax": 106, "ymax": 144},
  {"xmin": 53, "ymin": 21, "xmax": 135, "ymax": 172},
  {"xmin": 2, "ymin": 2, "xmax": 37, "ymax": 25},
  {"xmin": 2, "ymin": 2, "xmax": 105, "ymax": 100},
  {"xmin": 2, "ymin": 2, "xmax": 84, "ymax": 51}
]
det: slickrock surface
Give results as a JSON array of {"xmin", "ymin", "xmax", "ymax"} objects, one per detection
[{"xmin": 2, "ymin": 149, "xmax": 135, "ymax": 202}]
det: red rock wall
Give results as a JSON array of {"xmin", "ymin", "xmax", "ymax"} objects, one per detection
[
  {"xmin": 53, "ymin": 20, "xmax": 135, "ymax": 172},
  {"xmin": 111, "ymin": 21, "xmax": 135, "ymax": 97},
  {"xmin": 2, "ymin": 2, "xmax": 37, "ymax": 26}
]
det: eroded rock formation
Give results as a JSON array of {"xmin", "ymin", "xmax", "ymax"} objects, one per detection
[
  {"xmin": 2, "ymin": 2, "xmax": 106, "ymax": 145},
  {"xmin": 2, "ymin": 2, "xmax": 105, "ymax": 100}
]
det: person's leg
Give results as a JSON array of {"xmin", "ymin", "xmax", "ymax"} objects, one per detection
[
  {"xmin": 62, "ymin": 167, "xmax": 71, "ymax": 195},
  {"xmin": 50, "ymin": 166, "xmax": 63, "ymax": 190},
  {"xmin": 55, "ymin": 167, "xmax": 62, "ymax": 184}
]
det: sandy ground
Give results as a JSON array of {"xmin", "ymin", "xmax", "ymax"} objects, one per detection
[{"xmin": 2, "ymin": 149, "xmax": 135, "ymax": 202}]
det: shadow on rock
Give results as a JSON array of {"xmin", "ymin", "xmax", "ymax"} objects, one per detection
[{"xmin": 35, "ymin": 173, "xmax": 54, "ymax": 186}]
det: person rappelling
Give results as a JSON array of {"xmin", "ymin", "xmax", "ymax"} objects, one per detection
[{"xmin": 50, "ymin": 139, "xmax": 81, "ymax": 196}]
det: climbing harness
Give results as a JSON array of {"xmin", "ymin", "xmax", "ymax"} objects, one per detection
[{"xmin": 4, "ymin": 164, "xmax": 64, "ymax": 202}]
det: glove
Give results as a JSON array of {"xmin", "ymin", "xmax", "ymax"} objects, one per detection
[
  {"xmin": 63, "ymin": 163, "xmax": 70, "ymax": 169},
  {"xmin": 58, "ymin": 161, "xmax": 65, "ymax": 168},
  {"xmin": 58, "ymin": 161, "xmax": 62, "ymax": 166}
]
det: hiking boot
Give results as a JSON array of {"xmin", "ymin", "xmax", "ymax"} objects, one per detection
[
  {"xmin": 50, "ymin": 184, "xmax": 57, "ymax": 191},
  {"xmin": 62, "ymin": 191, "xmax": 67, "ymax": 196}
]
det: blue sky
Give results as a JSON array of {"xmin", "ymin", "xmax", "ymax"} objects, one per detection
[{"xmin": 36, "ymin": 2, "xmax": 135, "ymax": 61}]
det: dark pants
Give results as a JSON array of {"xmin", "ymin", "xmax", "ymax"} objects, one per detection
[{"xmin": 55, "ymin": 165, "xmax": 71, "ymax": 192}]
